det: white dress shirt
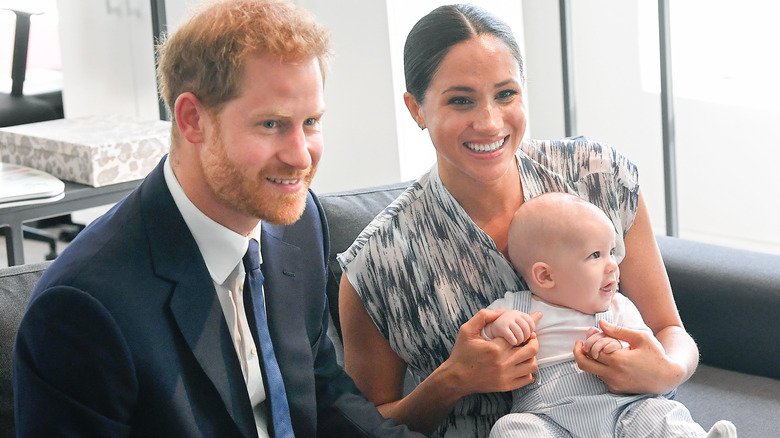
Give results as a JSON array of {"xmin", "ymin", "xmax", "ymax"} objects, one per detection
[{"xmin": 163, "ymin": 158, "xmax": 270, "ymax": 438}]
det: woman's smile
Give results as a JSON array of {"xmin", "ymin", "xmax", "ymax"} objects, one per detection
[{"xmin": 464, "ymin": 136, "xmax": 508, "ymax": 153}]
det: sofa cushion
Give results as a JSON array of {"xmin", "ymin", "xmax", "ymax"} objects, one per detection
[
  {"xmin": 657, "ymin": 235, "xmax": 780, "ymax": 380},
  {"xmin": 0, "ymin": 261, "xmax": 50, "ymax": 438},
  {"xmin": 676, "ymin": 364, "xmax": 780, "ymax": 435}
]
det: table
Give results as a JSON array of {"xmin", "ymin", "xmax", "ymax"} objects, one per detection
[{"xmin": 0, "ymin": 178, "xmax": 142, "ymax": 265}]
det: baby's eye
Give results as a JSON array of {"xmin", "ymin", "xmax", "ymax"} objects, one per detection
[
  {"xmin": 589, "ymin": 251, "xmax": 601, "ymax": 259},
  {"xmin": 610, "ymin": 248, "xmax": 616, "ymax": 256}
]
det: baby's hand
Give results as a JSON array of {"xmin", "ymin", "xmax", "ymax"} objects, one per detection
[
  {"xmin": 482, "ymin": 310, "xmax": 539, "ymax": 346},
  {"xmin": 583, "ymin": 325, "xmax": 623, "ymax": 359}
]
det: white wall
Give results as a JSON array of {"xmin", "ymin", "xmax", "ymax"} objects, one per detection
[
  {"xmin": 57, "ymin": 0, "xmax": 199, "ymax": 121},
  {"xmin": 57, "ymin": 0, "xmax": 161, "ymax": 120},
  {"xmin": 294, "ymin": 0, "xmax": 402, "ymax": 193}
]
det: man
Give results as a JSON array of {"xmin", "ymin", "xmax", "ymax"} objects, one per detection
[{"xmin": 13, "ymin": 1, "xmax": 421, "ymax": 436}]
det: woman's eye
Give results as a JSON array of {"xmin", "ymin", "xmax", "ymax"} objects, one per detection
[
  {"xmin": 448, "ymin": 96, "xmax": 473, "ymax": 106},
  {"xmin": 496, "ymin": 89, "xmax": 518, "ymax": 100}
]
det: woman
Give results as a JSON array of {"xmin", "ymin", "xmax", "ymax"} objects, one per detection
[{"xmin": 338, "ymin": 4, "xmax": 699, "ymax": 437}]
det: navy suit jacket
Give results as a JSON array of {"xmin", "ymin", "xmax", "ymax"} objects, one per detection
[{"xmin": 13, "ymin": 158, "xmax": 419, "ymax": 437}]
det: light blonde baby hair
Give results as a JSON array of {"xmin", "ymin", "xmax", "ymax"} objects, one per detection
[{"xmin": 507, "ymin": 192, "xmax": 614, "ymax": 281}]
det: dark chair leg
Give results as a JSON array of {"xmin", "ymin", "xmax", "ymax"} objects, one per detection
[{"xmin": 21, "ymin": 225, "xmax": 58, "ymax": 260}]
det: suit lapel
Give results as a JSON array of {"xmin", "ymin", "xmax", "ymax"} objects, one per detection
[
  {"xmin": 141, "ymin": 158, "xmax": 256, "ymax": 438},
  {"xmin": 169, "ymin": 269, "xmax": 257, "ymax": 438},
  {"xmin": 260, "ymin": 224, "xmax": 300, "ymax": 338}
]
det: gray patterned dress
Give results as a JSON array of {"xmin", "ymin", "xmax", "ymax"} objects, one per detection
[{"xmin": 338, "ymin": 139, "xmax": 640, "ymax": 438}]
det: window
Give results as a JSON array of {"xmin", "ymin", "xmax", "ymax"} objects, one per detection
[{"xmin": 638, "ymin": 0, "xmax": 780, "ymax": 111}]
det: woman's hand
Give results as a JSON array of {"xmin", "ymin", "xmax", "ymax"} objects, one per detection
[
  {"xmin": 438, "ymin": 309, "xmax": 541, "ymax": 397},
  {"xmin": 341, "ymin": 277, "xmax": 542, "ymax": 434},
  {"xmin": 602, "ymin": 191, "xmax": 699, "ymax": 395},
  {"xmin": 574, "ymin": 320, "xmax": 685, "ymax": 395},
  {"xmin": 482, "ymin": 309, "xmax": 540, "ymax": 346},
  {"xmin": 343, "ymin": 279, "xmax": 540, "ymax": 435}
]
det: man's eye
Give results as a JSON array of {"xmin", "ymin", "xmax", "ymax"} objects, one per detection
[
  {"xmin": 304, "ymin": 118, "xmax": 317, "ymax": 126},
  {"xmin": 262, "ymin": 120, "xmax": 277, "ymax": 129}
]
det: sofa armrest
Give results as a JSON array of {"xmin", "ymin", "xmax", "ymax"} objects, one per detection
[{"xmin": 657, "ymin": 236, "xmax": 780, "ymax": 380}]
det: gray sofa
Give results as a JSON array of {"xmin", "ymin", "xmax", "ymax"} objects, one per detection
[{"xmin": 1, "ymin": 182, "xmax": 778, "ymax": 437}]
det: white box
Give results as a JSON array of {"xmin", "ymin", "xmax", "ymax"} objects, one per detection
[{"xmin": 0, "ymin": 116, "xmax": 170, "ymax": 187}]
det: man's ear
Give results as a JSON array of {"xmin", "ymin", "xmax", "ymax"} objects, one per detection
[
  {"xmin": 403, "ymin": 92, "xmax": 426, "ymax": 129},
  {"xmin": 174, "ymin": 92, "xmax": 208, "ymax": 144},
  {"xmin": 531, "ymin": 262, "xmax": 555, "ymax": 289}
]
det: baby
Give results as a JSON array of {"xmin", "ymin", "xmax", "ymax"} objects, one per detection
[{"xmin": 483, "ymin": 192, "xmax": 736, "ymax": 437}]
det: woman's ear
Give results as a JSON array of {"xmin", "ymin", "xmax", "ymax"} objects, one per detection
[
  {"xmin": 173, "ymin": 92, "xmax": 207, "ymax": 144},
  {"xmin": 403, "ymin": 92, "xmax": 426, "ymax": 129},
  {"xmin": 532, "ymin": 262, "xmax": 555, "ymax": 289}
]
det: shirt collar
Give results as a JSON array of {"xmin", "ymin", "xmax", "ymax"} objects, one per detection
[{"xmin": 163, "ymin": 156, "xmax": 261, "ymax": 284}]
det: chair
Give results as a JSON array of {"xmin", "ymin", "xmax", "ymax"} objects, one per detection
[{"xmin": 0, "ymin": 8, "xmax": 63, "ymax": 127}]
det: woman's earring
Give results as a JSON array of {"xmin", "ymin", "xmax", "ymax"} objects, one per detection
[{"xmin": 419, "ymin": 123, "xmax": 426, "ymax": 130}]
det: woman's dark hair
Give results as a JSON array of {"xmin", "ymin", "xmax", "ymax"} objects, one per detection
[{"xmin": 403, "ymin": 4, "xmax": 524, "ymax": 103}]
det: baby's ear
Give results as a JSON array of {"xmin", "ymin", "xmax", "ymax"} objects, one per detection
[{"xmin": 532, "ymin": 262, "xmax": 555, "ymax": 289}]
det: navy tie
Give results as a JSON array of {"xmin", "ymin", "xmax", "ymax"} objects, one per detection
[{"xmin": 243, "ymin": 238, "xmax": 294, "ymax": 437}]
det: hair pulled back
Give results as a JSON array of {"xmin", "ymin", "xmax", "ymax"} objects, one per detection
[{"xmin": 403, "ymin": 3, "xmax": 524, "ymax": 103}]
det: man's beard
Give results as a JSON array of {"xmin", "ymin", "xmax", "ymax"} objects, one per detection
[{"xmin": 201, "ymin": 134, "xmax": 316, "ymax": 226}]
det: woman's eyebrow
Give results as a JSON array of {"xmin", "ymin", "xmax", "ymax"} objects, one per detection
[
  {"xmin": 494, "ymin": 79, "xmax": 518, "ymax": 88},
  {"xmin": 441, "ymin": 85, "xmax": 475, "ymax": 95}
]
